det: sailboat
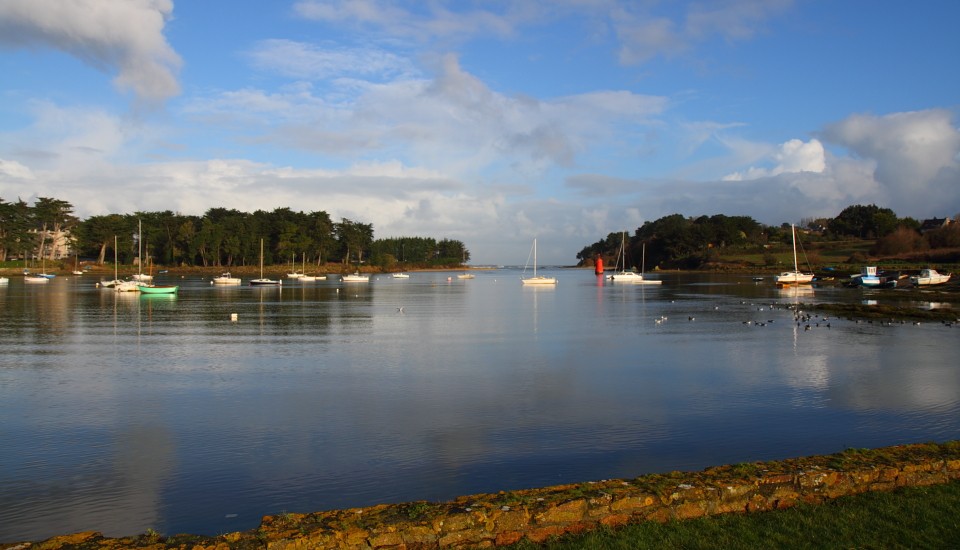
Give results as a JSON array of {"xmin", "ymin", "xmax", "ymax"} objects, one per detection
[
  {"xmin": 32, "ymin": 235, "xmax": 56, "ymax": 279},
  {"xmin": 298, "ymin": 253, "xmax": 325, "ymax": 281},
  {"xmin": 138, "ymin": 243, "xmax": 178, "ymax": 294},
  {"xmin": 131, "ymin": 219, "xmax": 153, "ymax": 282},
  {"xmin": 99, "ymin": 236, "xmax": 124, "ymax": 288},
  {"xmin": 24, "ymin": 260, "xmax": 50, "ymax": 284},
  {"xmin": 250, "ymin": 239, "xmax": 281, "ymax": 286},
  {"xmin": 286, "ymin": 253, "xmax": 303, "ymax": 279},
  {"xmin": 72, "ymin": 254, "xmax": 83, "ymax": 275},
  {"xmin": 25, "ymin": 250, "xmax": 51, "ymax": 283},
  {"xmin": 775, "ymin": 224, "xmax": 814, "ymax": 285},
  {"xmin": 392, "ymin": 244, "xmax": 409, "ymax": 278},
  {"xmin": 607, "ymin": 233, "xmax": 661, "ymax": 284},
  {"xmin": 456, "ymin": 249, "xmax": 474, "ymax": 279},
  {"xmin": 521, "ymin": 238, "xmax": 557, "ymax": 285},
  {"xmin": 606, "ymin": 232, "xmax": 641, "ymax": 282}
]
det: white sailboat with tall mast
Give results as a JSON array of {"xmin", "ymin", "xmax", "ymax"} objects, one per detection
[
  {"xmin": 775, "ymin": 224, "xmax": 814, "ymax": 285},
  {"xmin": 24, "ymin": 256, "xmax": 50, "ymax": 283},
  {"xmin": 607, "ymin": 233, "xmax": 661, "ymax": 284},
  {"xmin": 99, "ymin": 236, "xmax": 125, "ymax": 289},
  {"xmin": 521, "ymin": 238, "xmax": 557, "ymax": 285},
  {"xmin": 131, "ymin": 219, "xmax": 152, "ymax": 282},
  {"xmin": 250, "ymin": 238, "xmax": 281, "ymax": 286},
  {"xmin": 286, "ymin": 253, "xmax": 303, "ymax": 279}
]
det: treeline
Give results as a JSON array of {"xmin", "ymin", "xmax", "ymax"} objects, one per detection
[
  {"xmin": 577, "ymin": 205, "xmax": 960, "ymax": 270},
  {"xmin": 0, "ymin": 197, "xmax": 469, "ymax": 269}
]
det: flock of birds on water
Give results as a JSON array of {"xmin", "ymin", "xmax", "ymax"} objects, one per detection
[{"xmin": 644, "ymin": 300, "xmax": 957, "ymax": 330}]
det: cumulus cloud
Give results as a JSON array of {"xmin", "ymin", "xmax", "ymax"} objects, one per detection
[
  {"xmin": 823, "ymin": 109, "xmax": 960, "ymax": 191},
  {"xmin": 723, "ymin": 138, "xmax": 826, "ymax": 181},
  {"xmin": 651, "ymin": 109, "xmax": 960, "ymax": 225},
  {"xmin": 822, "ymin": 110, "xmax": 960, "ymax": 211},
  {"xmin": 0, "ymin": 0, "xmax": 181, "ymax": 103}
]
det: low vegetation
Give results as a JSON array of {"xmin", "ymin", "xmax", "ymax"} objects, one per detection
[{"xmin": 510, "ymin": 479, "xmax": 960, "ymax": 549}]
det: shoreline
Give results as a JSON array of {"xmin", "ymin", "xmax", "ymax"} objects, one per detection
[{"xmin": 6, "ymin": 441, "xmax": 959, "ymax": 549}]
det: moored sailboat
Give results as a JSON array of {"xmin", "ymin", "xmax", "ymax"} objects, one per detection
[
  {"xmin": 775, "ymin": 224, "xmax": 814, "ymax": 285},
  {"xmin": 521, "ymin": 238, "xmax": 557, "ymax": 285},
  {"xmin": 250, "ymin": 239, "xmax": 281, "ymax": 286}
]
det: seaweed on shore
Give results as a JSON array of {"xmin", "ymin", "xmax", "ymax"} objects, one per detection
[{"xmin": 805, "ymin": 302, "xmax": 959, "ymax": 322}]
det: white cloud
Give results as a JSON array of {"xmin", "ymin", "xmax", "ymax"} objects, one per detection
[
  {"xmin": 822, "ymin": 109, "xmax": 960, "ymax": 213},
  {"xmin": 823, "ymin": 109, "xmax": 960, "ymax": 192},
  {"xmin": 723, "ymin": 138, "xmax": 825, "ymax": 181},
  {"xmin": 607, "ymin": 0, "xmax": 795, "ymax": 64},
  {"xmin": 293, "ymin": 0, "xmax": 795, "ymax": 65},
  {"xmin": 248, "ymin": 39, "xmax": 418, "ymax": 82},
  {"xmin": 184, "ymin": 53, "xmax": 668, "ymax": 179},
  {"xmin": 0, "ymin": 158, "xmax": 34, "ymax": 180},
  {"xmin": 293, "ymin": 0, "xmax": 521, "ymax": 41},
  {"xmin": 0, "ymin": 0, "xmax": 181, "ymax": 104}
]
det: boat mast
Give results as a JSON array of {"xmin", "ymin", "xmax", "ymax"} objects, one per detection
[
  {"xmin": 621, "ymin": 232, "xmax": 627, "ymax": 272},
  {"xmin": 533, "ymin": 239, "xmax": 537, "ymax": 277},
  {"xmin": 791, "ymin": 223, "xmax": 799, "ymax": 273}
]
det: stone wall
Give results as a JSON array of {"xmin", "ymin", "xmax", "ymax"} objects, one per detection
[{"xmin": 14, "ymin": 441, "xmax": 960, "ymax": 549}]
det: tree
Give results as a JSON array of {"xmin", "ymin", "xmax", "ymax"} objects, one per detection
[
  {"xmin": 924, "ymin": 223, "xmax": 960, "ymax": 249},
  {"xmin": 74, "ymin": 214, "xmax": 129, "ymax": 264},
  {"xmin": 436, "ymin": 239, "xmax": 468, "ymax": 265},
  {"xmin": 0, "ymin": 198, "xmax": 33, "ymax": 262},
  {"xmin": 308, "ymin": 211, "xmax": 334, "ymax": 266},
  {"xmin": 32, "ymin": 197, "xmax": 77, "ymax": 259},
  {"xmin": 335, "ymin": 218, "xmax": 374, "ymax": 265},
  {"xmin": 828, "ymin": 204, "xmax": 899, "ymax": 239},
  {"xmin": 873, "ymin": 227, "xmax": 926, "ymax": 256}
]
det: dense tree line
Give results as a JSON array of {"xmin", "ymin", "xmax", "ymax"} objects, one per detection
[
  {"xmin": 0, "ymin": 197, "xmax": 77, "ymax": 263},
  {"xmin": 0, "ymin": 197, "xmax": 468, "ymax": 269},
  {"xmin": 577, "ymin": 205, "xmax": 959, "ymax": 270}
]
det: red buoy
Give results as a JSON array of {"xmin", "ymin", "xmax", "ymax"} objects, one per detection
[{"xmin": 594, "ymin": 256, "xmax": 604, "ymax": 275}]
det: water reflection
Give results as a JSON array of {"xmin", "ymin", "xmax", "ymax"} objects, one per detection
[{"xmin": 0, "ymin": 271, "xmax": 958, "ymax": 542}]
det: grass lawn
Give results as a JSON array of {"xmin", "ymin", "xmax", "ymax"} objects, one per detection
[{"xmin": 510, "ymin": 480, "xmax": 960, "ymax": 549}]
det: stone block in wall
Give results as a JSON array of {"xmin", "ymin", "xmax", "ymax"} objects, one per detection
[
  {"xmin": 610, "ymin": 494, "xmax": 657, "ymax": 512},
  {"xmin": 534, "ymin": 499, "xmax": 587, "ymax": 525},
  {"xmin": 400, "ymin": 524, "xmax": 438, "ymax": 546}
]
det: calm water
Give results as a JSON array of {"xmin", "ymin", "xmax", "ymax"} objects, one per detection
[{"xmin": 1, "ymin": 269, "xmax": 958, "ymax": 541}]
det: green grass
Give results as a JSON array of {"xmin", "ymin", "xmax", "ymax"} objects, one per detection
[{"xmin": 510, "ymin": 480, "xmax": 960, "ymax": 549}]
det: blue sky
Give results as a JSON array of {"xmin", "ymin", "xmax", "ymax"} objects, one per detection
[{"xmin": 1, "ymin": 0, "xmax": 958, "ymax": 265}]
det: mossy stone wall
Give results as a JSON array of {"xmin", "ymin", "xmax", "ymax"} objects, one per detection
[{"xmin": 14, "ymin": 441, "xmax": 960, "ymax": 549}]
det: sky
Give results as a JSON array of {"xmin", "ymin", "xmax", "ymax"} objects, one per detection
[{"xmin": 0, "ymin": 1, "xmax": 958, "ymax": 265}]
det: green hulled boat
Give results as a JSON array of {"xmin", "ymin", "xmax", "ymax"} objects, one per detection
[{"xmin": 139, "ymin": 285, "xmax": 179, "ymax": 295}]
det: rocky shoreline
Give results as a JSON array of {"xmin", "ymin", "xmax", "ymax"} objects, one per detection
[{"xmin": 5, "ymin": 441, "xmax": 959, "ymax": 549}]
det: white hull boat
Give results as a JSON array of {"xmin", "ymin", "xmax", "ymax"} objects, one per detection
[
  {"xmin": 521, "ymin": 238, "xmax": 557, "ymax": 286},
  {"xmin": 910, "ymin": 269, "xmax": 951, "ymax": 286},
  {"xmin": 775, "ymin": 224, "xmax": 814, "ymax": 285}
]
